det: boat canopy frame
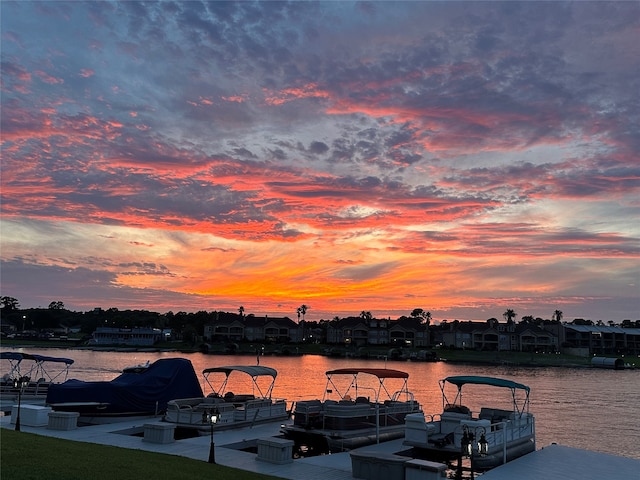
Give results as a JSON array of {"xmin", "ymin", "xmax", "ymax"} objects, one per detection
[
  {"xmin": 322, "ymin": 368, "xmax": 413, "ymax": 403},
  {"xmin": 439, "ymin": 375, "xmax": 531, "ymax": 416},
  {"xmin": 202, "ymin": 365, "xmax": 278, "ymax": 399},
  {"xmin": 1, "ymin": 352, "xmax": 74, "ymax": 383}
]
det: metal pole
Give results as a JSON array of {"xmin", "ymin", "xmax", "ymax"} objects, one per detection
[
  {"xmin": 208, "ymin": 421, "xmax": 216, "ymax": 464},
  {"xmin": 502, "ymin": 422, "xmax": 507, "ymax": 464},
  {"xmin": 456, "ymin": 453, "xmax": 463, "ymax": 480},
  {"xmin": 376, "ymin": 402, "xmax": 380, "ymax": 443},
  {"xmin": 15, "ymin": 384, "xmax": 22, "ymax": 432}
]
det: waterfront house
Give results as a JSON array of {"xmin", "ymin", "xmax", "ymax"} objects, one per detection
[
  {"xmin": 91, "ymin": 327, "xmax": 163, "ymax": 346},
  {"xmin": 203, "ymin": 315, "xmax": 301, "ymax": 343}
]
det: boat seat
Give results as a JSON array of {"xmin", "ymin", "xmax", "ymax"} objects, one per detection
[
  {"xmin": 444, "ymin": 404, "xmax": 471, "ymax": 415},
  {"xmin": 229, "ymin": 394, "xmax": 255, "ymax": 402},
  {"xmin": 430, "ymin": 432, "xmax": 455, "ymax": 448},
  {"xmin": 202, "ymin": 396, "xmax": 225, "ymax": 405},
  {"xmin": 479, "ymin": 407, "xmax": 513, "ymax": 423}
]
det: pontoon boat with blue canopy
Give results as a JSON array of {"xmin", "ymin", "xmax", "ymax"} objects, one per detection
[
  {"xmin": 1, "ymin": 352, "xmax": 75, "ymax": 412},
  {"xmin": 404, "ymin": 375, "xmax": 535, "ymax": 471}
]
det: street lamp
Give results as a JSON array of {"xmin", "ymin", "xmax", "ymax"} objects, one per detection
[
  {"xmin": 13, "ymin": 376, "xmax": 30, "ymax": 432},
  {"xmin": 458, "ymin": 425, "xmax": 489, "ymax": 480},
  {"xmin": 477, "ymin": 428, "xmax": 489, "ymax": 456},
  {"xmin": 202, "ymin": 407, "xmax": 220, "ymax": 464},
  {"xmin": 461, "ymin": 425, "xmax": 473, "ymax": 456}
]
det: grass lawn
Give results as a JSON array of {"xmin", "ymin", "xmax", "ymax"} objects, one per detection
[
  {"xmin": 0, "ymin": 429, "xmax": 282, "ymax": 480},
  {"xmin": 436, "ymin": 349, "xmax": 638, "ymax": 368}
]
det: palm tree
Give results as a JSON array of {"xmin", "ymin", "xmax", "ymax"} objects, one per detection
[
  {"xmin": 422, "ymin": 311, "xmax": 432, "ymax": 346},
  {"xmin": 297, "ymin": 305, "xmax": 308, "ymax": 323},
  {"xmin": 238, "ymin": 306, "xmax": 245, "ymax": 318},
  {"xmin": 360, "ymin": 311, "xmax": 372, "ymax": 321},
  {"xmin": 553, "ymin": 310, "xmax": 563, "ymax": 322},
  {"xmin": 503, "ymin": 309, "xmax": 517, "ymax": 324}
]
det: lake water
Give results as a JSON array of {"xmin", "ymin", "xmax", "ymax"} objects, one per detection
[{"xmin": 3, "ymin": 347, "xmax": 639, "ymax": 460}]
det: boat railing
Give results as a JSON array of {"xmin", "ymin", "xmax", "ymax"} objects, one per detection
[
  {"xmin": 391, "ymin": 389, "xmax": 416, "ymax": 403},
  {"xmin": 478, "ymin": 407, "xmax": 514, "ymax": 424},
  {"xmin": 22, "ymin": 379, "xmax": 50, "ymax": 397},
  {"xmin": 165, "ymin": 397, "xmax": 235, "ymax": 425},
  {"xmin": 234, "ymin": 398, "xmax": 287, "ymax": 422},
  {"xmin": 481, "ymin": 415, "xmax": 535, "ymax": 448},
  {"xmin": 423, "ymin": 413, "xmax": 440, "ymax": 423},
  {"xmin": 325, "ymin": 402, "xmax": 376, "ymax": 418},
  {"xmin": 1, "ymin": 378, "xmax": 47, "ymax": 395},
  {"xmin": 291, "ymin": 399, "xmax": 323, "ymax": 427}
]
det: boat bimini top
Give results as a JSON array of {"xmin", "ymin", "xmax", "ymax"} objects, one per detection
[
  {"xmin": 202, "ymin": 365, "xmax": 278, "ymax": 399},
  {"xmin": 439, "ymin": 375, "xmax": 531, "ymax": 416},
  {"xmin": 322, "ymin": 368, "xmax": 414, "ymax": 403},
  {"xmin": 1, "ymin": 352, "xmax": 74, "ymax": 383}
]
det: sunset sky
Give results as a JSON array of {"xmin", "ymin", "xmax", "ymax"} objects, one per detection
[{"xmin": 1, "ymin": 1, "xmax": 638, "ymax": 323}]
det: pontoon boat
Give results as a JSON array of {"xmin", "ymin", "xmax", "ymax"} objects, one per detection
[
  {"xmin": 404, "ymin": 375, "xmax": 535, "ymax": 471},
  {"xmin": 1, "ymin": 352, "xmax": 74, "ymax": 413},
  {"xmin": 164, "ymin": 365, "xmax": 288, "ymax": 432},
  {"xmin": 281, "ymin": 367, "xmax": 422, "ymax": 455}
]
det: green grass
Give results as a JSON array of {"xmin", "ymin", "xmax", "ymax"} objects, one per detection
[{"xmin": 0, "ymin": 429, "xmax": 282, "ymax": 480}]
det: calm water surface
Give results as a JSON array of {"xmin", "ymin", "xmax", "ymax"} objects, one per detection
[{"xmin": 3, "ymin": 347, "xmax": 639, "ymax": 460}]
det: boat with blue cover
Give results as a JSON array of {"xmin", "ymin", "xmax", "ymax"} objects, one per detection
[{"xmin": 46, "ymin": 357, "xmax": 202, "ymax": 424}]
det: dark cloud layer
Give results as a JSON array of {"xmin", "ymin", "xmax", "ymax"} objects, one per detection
[{"xmin": 1, "ymin": 1, "xmax": 638, "ymax": 320}]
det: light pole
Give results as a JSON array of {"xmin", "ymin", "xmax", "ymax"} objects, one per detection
[
  {"xmin": 13, "ymin": 375, "xmax": 30, "ymax": 432},
  {"xmin": 457, "ymin": 425, "xmax": 472, "ymax": 480},
  {"xmin": 202, "ymin": 407, "xmax": 219, "ymax": 464},
  {"xmin": 459, "ymin": 425, "xmax": 489, "ymax": 480}
]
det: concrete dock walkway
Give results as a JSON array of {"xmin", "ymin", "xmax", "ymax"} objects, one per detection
[
  {"xmin": 2, "ymin": 413, "xmax": 638, "ymax": 480},
  {"xmin": 0, "ymin": 413, "xmax": 388, "ymax": 479}
]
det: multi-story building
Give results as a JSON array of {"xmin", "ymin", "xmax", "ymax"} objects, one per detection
[
  {"xmin": 563, "ymin": 324, "xmax": 640, "ymax": 356},
  {"xmin": 198, "ymin": 314, "xmax": 639, "ymax": 356},
  {"xmin": 326, "ymin": 316, "xmax": 428, "ymax": 347},
  {"xmin": 438, "ymin": 320, "xmax": 559, "ymax": 352},
  {"xmin": 203, "ymin": 315, "xmax": 301, "ymax": 343}
]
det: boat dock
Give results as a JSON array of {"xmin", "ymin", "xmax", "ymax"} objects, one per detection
[
  {"xmin": 0, "ymin": 413, "xmax": 359, "ymax": 480},
  {"xmin": 1, "ymin": 413, "xmax": 638, "ymax": 480},
  {"xmin": 480, "ymin": 443, "xmax": 640, "ymax": 480}
]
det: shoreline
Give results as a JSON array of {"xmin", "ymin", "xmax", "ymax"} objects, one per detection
[{"xmin": 2, "ymin": 341, "xmax": 636, "ymax": 369}]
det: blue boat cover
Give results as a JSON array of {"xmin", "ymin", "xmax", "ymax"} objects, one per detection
[{"xmin": 46, "ymin": 358, "xmax": 203, "ymax": 414}]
